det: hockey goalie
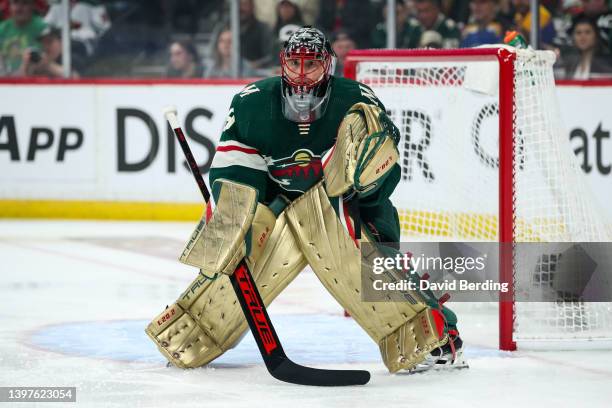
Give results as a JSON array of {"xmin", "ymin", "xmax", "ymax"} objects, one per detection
[{"xmin": 146, "ymin": 27, "xmax": 464, "ymax": 374}]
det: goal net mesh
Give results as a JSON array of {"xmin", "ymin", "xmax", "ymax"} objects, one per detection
[{"xmin": 352, "ymin": 48, "xmax": 612, "ymax": 346}]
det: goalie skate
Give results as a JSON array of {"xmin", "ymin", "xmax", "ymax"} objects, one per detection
[{"xmin": 408, "ymin": 335, "xmax": 468, "ymax": 374}]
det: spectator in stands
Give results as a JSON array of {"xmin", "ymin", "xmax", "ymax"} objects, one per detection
[
  {"xmin": 0, "ymin": 0, "xmax": 46, "ymax": 75},
  {"xmin": 166, "ymin": 40, "xmax": 204, "ymax": 78},
  {"xmin": 371, "ymin": 0, "xmax": 412, "ymax": 48},
  {"xmin": 44, "ymin": 0, "xmax": 110, "ymax": 57},
  {"xmin": 403, "ymin": 0, "xmax": 461, "ymax": 48},
  {"xmin": 574, "ymin": 0, "xmax": 612, "ymax": 53},
  {"xmin": 511, "ymin": 0, "xmax": 557, "ymax": 47},
  {"xmin": 204, "ymin": 26, "xmax": 257, "ymax": 78},
  {"xmin": 16, "ymin": 25, "xmax": 79, "ymax": 78},
  {"xmin": 461, "ymin": 0, "xmax": 506, "ymax": 47},
  {"xmin": 274, "ymin": 0, "xmax": 304, "ymax": 36},
  {"xmin": 316, "ymin": 0, "xmax": 374, "ymax": 48},
  {"xmin": 239, "ymin": 0, "xmax": 274, "ymax": 68},
  {"xmin": 560, "ymin": 15, "xmax": 612, "ymax": 78},
  {"xmin": 331, "ymin": 30, "xmax": 355, "ymax": 76}
]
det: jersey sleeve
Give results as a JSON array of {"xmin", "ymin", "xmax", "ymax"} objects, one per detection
[
  {"xmin": 359, "ymin": 164, "xmax": 401, "ymax": 243},
  {"xmin": 209, "ymin": 94, "xmax": 269, "ymax": 202}
]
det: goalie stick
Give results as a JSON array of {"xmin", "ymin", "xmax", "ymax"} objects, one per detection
[{"xmin": 163, "ymin": 106, "xmax": 371, "ymax": 387}]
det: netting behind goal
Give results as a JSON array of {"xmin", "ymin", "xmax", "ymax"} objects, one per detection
[{"xmin": 346, "ymin": 48, "xmax": 612, "ymax": 349}]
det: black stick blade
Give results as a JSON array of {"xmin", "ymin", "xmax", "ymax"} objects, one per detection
[{"xmin": 271, "ymin": 360, "xmax": 370, "ymax": 386}]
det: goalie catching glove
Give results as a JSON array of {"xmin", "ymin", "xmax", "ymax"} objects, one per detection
[{"xmin": 322, "ymin": 102, "xmax": 400, "ymax": 197}]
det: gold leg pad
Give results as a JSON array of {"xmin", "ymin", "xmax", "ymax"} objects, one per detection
[{"xmin": 145, "ymin": 211, "xmax": 307, "ymax": 368}]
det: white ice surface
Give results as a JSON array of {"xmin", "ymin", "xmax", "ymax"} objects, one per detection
[{"xmin": 1, "ymin": 220, "xmax": 611, "ymax": 408}]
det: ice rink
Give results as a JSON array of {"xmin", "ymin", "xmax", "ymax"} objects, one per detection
[{"xmin": 2, "ymin": 220, "xmax": 612, "ymax": 408}]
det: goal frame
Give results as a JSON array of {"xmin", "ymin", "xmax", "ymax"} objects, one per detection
[{"xmin": 344, "ymin": 48, "xmax": 518, "ymax": 351}]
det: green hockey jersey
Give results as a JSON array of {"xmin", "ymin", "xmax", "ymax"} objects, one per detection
[{"xmin": 209, "ymin": 76, "xmax": 401, "ymax": 242}]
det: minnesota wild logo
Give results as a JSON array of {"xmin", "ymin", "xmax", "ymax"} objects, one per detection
[{"xmin": 266, "ymin": 149, "xmax": 323, "ymax": 193}]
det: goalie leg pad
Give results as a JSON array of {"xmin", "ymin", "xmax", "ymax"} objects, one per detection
[
  {"xmin": 145, "ymin": 210, "xmax": 308, "ymax": 368},
  {"xmin": 283, "ymin": 181, "xmax": 447, "ymax": 372}
]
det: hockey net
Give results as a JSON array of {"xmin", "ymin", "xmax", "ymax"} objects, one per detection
[{"xmin": 345, "ymin": 47, "xmax": 612, "ymax": 350}]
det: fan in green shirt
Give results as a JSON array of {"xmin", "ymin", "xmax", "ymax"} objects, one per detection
[{"xmin": 0, "ymin": 0, "xmax": 47, "ymax": 75}]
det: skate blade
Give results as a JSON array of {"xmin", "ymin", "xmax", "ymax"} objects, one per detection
[
  {"xmin": 406, "ymin": 354, "xmax": 469, "ymax": 375},
  {"xmin": 408, "ymin": 361, "xmax": 469, "ymax": 374}
]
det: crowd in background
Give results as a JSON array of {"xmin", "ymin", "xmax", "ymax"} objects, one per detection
[{"xmin": 1, "ymin": 0, "xmax": 611, "ymax": 80}]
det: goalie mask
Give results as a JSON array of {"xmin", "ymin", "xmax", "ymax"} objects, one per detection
[{"xmin": 280, "ymin": 27, "xmax": 336, "ymax": 123}]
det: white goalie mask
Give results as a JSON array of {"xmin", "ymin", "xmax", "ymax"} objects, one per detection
[{"xmin": 280, "ymin": 27, "xmax": 336, "ymax": 123}]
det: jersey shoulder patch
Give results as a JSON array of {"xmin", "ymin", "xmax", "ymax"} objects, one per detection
[
  {"xmin": 239, "ymin": 84, "xmax": 260, "ymax": 97},
  {"xmin": 235, "ymin": 77, "xmax": 278, "ymax": 102},
  {"xmin": 232, "ymin": 76, "xmax": 280, "ymax": 118}
]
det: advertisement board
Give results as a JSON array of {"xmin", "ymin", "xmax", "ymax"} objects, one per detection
[{"xmin": 1, "ymin": 79, "xmax": 610, "ymax": 220}]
